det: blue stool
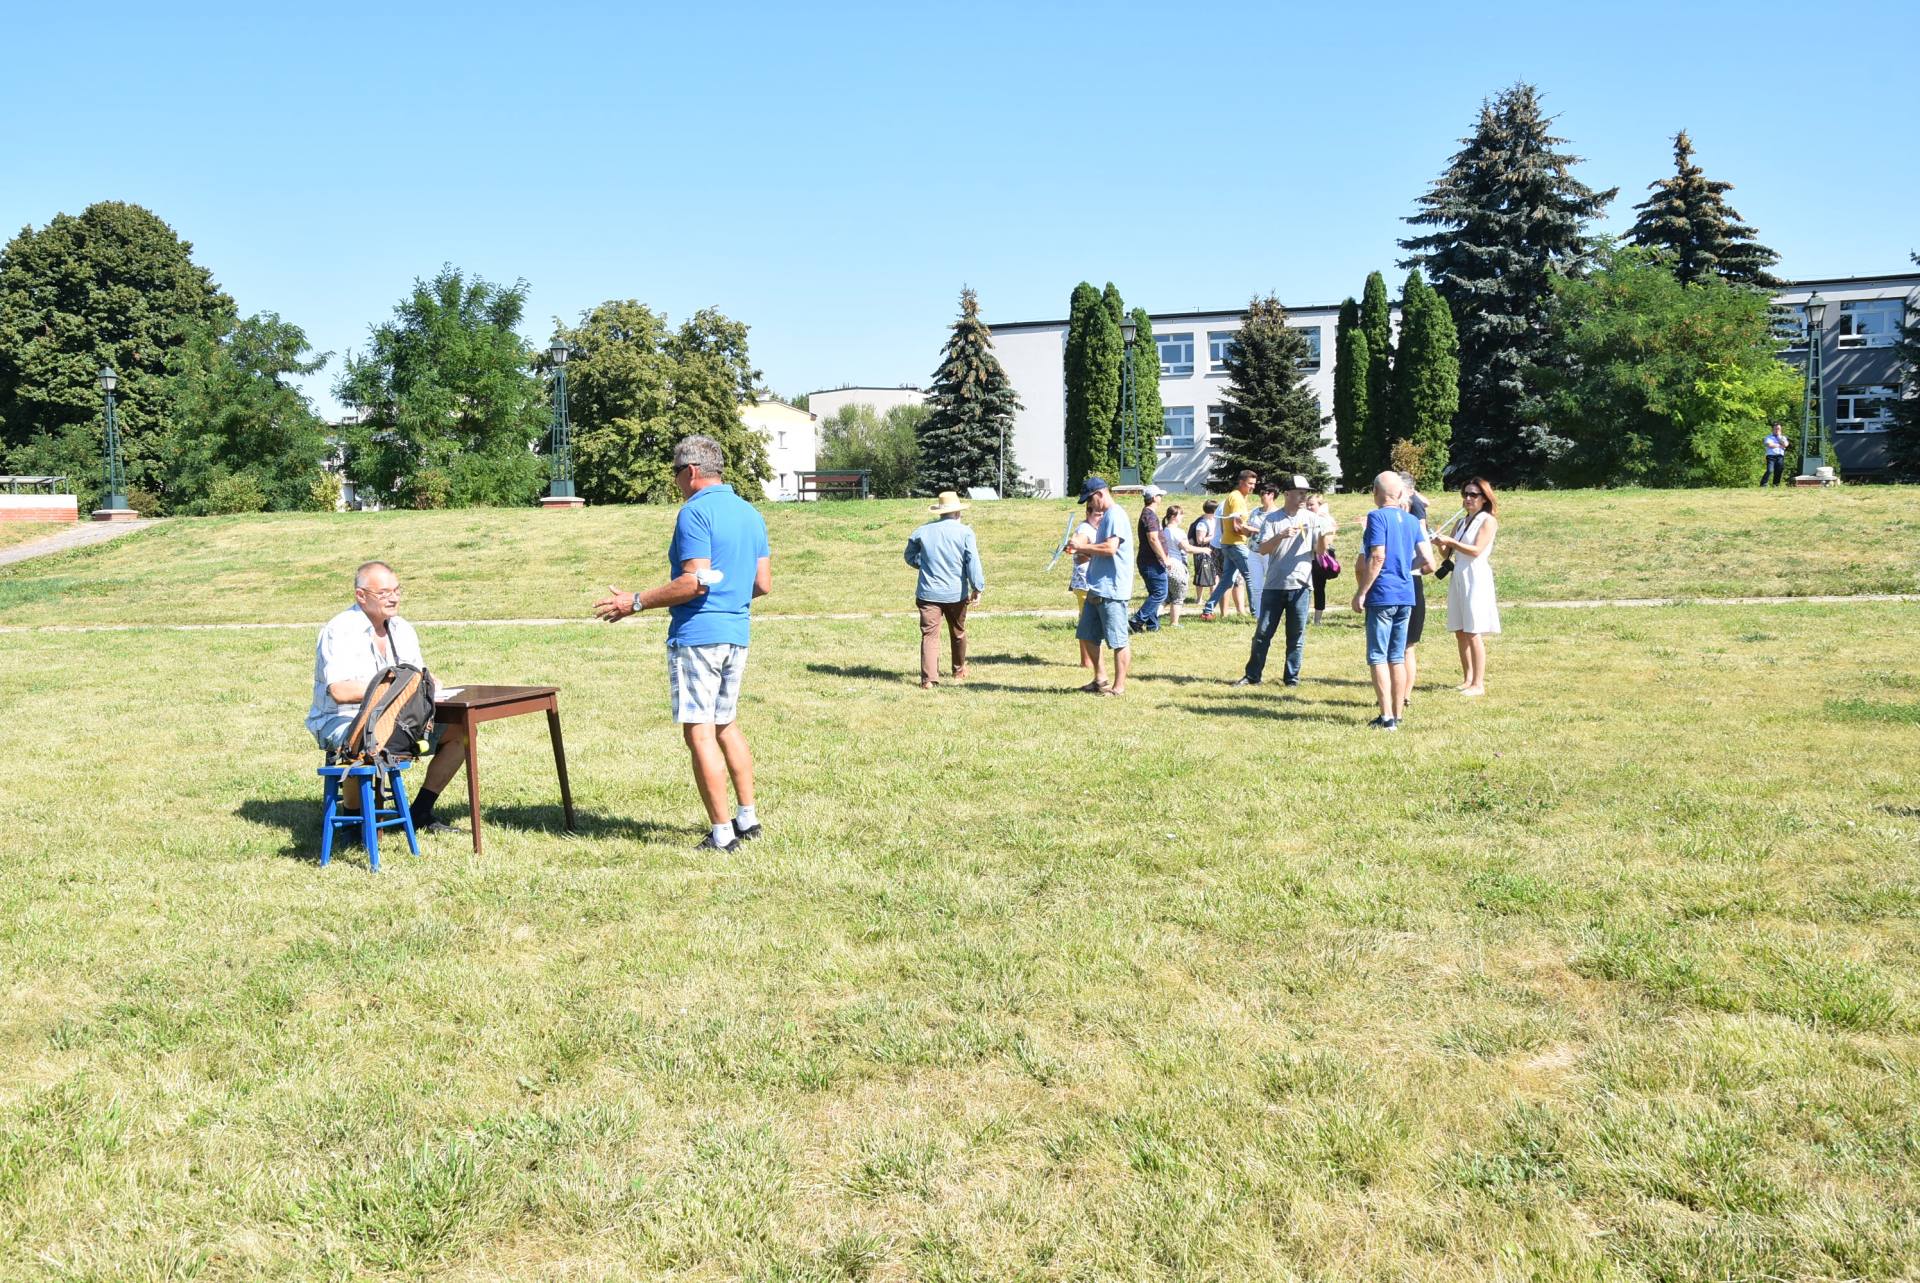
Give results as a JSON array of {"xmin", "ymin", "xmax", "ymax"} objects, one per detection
[{"xmin": 317, "ymin": 761, "xmax": 420, "ymax": 872}]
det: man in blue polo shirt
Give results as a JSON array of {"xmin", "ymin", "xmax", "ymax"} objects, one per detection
[
  {"xmin": 595, "ymin": 435, "xmax": 772, "ymax": 851},
  {"xmin": 1350, "ymin": 471, "xmax": 1434, "ymax": 730}
]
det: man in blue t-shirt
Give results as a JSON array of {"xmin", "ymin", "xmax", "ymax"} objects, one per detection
[
  {"xmin": 594, "ymin": 435, "xmax": 772, "ymax": 851},
  {"xmin": 1067, "ymin": 475, "xmax": 1135, "ymax": 695},
  {"xmin": 1351, "ymin": 471, "xmax": 1434, "ymax": 730}
]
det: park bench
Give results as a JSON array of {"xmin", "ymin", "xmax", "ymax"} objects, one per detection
[{"xmin": 796, "ymin": 469, "xmax": 872, "ymax": 500}]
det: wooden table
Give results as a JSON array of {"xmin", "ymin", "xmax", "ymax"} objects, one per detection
[{"xmin": 433, "ymin": 684, "xmax": 576, "ymax": 854}]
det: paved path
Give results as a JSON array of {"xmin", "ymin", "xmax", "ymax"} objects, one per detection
[
  {"xmin": 0, "ymin": 519, "xmax": 158, "ymax": 567},
  {"xmin": 2, "ymin": 593, "xmax": 1916, "ymax": 636}
]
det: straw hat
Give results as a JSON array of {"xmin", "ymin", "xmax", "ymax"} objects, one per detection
[{"xmin": 928, "ymin": 491, "xmax": 969, "ymax": 514}]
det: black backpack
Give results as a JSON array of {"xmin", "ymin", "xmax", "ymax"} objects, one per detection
[{"xmin": 328, "ymin": 663, "xmax": 435, "ymax": 766}]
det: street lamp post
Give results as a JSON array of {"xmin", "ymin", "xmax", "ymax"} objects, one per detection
[
  {"xmin": 1118, "ymin": 316, "xmax": 1140, "ymax": 487},
  {"xmin": 93, "ymin": 365, "xmax": 133, "ymax": 520},
  {"xmin": 542, "ymin": 339, "xmax": 583, "ymax": 508},
  {"xmin": 1798, "ymin": 293, "xmax": 1828, "ymax": 480}
]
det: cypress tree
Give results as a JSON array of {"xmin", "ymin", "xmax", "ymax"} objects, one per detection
[
  {"xmin": 1207, "ymin": 295, "xmax": 1330, "ymax": 490},
  {"xmin": 915, "ymin": 287, "xmax": 1023, "ymax": 495},
  {"xmin": 1331, "ymin": 298, "xmax": 1369, "ymax": 486},
  {"xmin": 1127, "ymin": 306, "xmax": 1161, "ymax": 485},
  {"xmin": 1400, "ymin": 82, "xmax": 1616, "ymax": 484},
  {"xmin": 1387, "ymin": 269, "xmax": 1460, "ymax": 487},
  {"xmin": 1888, "ymin": 255, "xmax": 1920, "ymax": 481},
  {"xmin": 1358, "ymin": 271, "xmax": 1395, "ymax": 474},
  {"xmin": 1063, "ymin": 281, "xmax": 1120, "ymax": 487},
  {"xmin": 1627, "ymin": 130, "xmax": 1782, "ymax": 288}
]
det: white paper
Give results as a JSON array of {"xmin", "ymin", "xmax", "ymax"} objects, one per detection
[{"xmin": 437, "ymin": 686, "xmax": 464, "ymax": 699}]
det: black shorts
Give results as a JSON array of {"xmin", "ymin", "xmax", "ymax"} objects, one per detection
[{"xmin": 1407, "ymin": 575, "xmax": 1427, "ymax": 645}]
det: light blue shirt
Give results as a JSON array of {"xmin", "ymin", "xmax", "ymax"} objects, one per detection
[
  {"xmin": 666, "ymin": 484, "xmax": 770, "ymax": 648},
  {"xmin": 1086, "ymin": 503, "xmax": 1134, "ymax": 601},
  {"xmin": 904, "ymin": 517, "xmax": 985, "ymax": 604}
]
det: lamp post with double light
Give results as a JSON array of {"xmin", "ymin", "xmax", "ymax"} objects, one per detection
[
  {"xmin": 93, "ymin": 365, "xmax": 133, "ymax": 520},
  {"xmin": 1118, "ymin": 315, "xmax": 1140, "ymax": 487},
  {"xmin": 1798, "ymin": 293, "xmax": 1829, "ymax": 479}
]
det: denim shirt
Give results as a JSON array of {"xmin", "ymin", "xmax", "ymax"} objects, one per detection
[{"xmin": 904, "ymin": 518, "xmax": 985, "ymax": 604}]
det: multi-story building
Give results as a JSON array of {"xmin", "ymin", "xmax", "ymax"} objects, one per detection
[
  {"xmin": 739, "ymin": 396, "xmax": 819, "ymax": 500},
  {"xmin": 986, "ymin": 272, "xmax": 1915, "ymax": 495},
  {"xmin": 806, "ymin": 385, "xmax": 928, "ymax": 427}
]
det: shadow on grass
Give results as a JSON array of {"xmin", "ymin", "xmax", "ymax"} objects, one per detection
[
  {"xmin": 1180, "ymin": 702, "xmax": 1354, "ymax": 724},
  {"xmin": 481, "ymin": 802, "xmax": 686, "ymax": 843},
  {"xmin": 969, "ymin": 652, "xmax": 1051, "ymax": 666},
  {"xmin": 807, "ymin": 662, "xmax": 911, "ymax": 683},
  {"xmin": 236, "ymin": 797, "xmax": 684, "ymax": 861}
]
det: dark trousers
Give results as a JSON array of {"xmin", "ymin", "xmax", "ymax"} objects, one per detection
[
  {"xmin": 1132, "ymin": 564, "xmax": 1168, "ymax": 631},
  {"xmin": 917, "ymin": 599, "xmax": 968, "ymax": 683},
  {"xmin": 1311, "ymin": 563, "xmax": 1330, "ymax": 614},
  {"xmin": 1245, "ymin": 586, "xmax": 1312, "ymax": 684},
  {"xmin": 1762, "ymin": 455, "xmax": 1785, "ymax": 486}
]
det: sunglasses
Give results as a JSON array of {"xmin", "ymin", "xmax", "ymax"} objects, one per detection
[{"xmin": 1463, "ymin": 489, "xmax": 1484, "ymax": 499}]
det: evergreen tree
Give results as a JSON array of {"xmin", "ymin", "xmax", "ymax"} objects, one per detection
[
  {"xmin": 1401, "ymin": 82, "xmax": 1616, "ymax": 484},
  {"xmin": 1063, "ymin": 281, "xmax": 1120, "ymax": 486},
  {"xmin": 1208, "ymin": 295, "xmax": 1330, "ymax": 490},
  {"xmin": 1626, "ymin": 130, "xmax": 1782, "ymax": 288},
  {"xmin": 1386, "ymin": 270, "xmax": 1460, "ymax": 487},
  {"xmin": 1120, "ymin": 304, "xmax": 1161, "ymax": 485},
  {"xmin": 1331, "ymin": 298, "xmax": 1370, "ymax": 486},
  {"xmin": 0, "ymin": 201, "xmax": 235, "ymax": 510},
  {"xmin": 1888, "ymin": 256, "xmax": 1920, "ymax": 481},
  {"xmin": 915, "ymin": 287, "xmax": 1023, "ymax": 495},
  {"xmin": 1358, "ymin": 271, "xmax": 1395, "ymax": 474}
]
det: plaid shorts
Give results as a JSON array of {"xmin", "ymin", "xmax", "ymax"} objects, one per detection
[{"xmin": 667, "ymin": 642, "xmax": 748, "ymax": 724}]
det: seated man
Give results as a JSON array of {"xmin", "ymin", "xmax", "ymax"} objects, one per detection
[{"xmin": 305, "ymin": 560, "xmax": 467, "ymax": 831}]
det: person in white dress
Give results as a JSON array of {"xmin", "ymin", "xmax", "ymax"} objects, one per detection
[{"xmin": 1433, "ymin": 477, "xmax": 1500, "ymax": 697}]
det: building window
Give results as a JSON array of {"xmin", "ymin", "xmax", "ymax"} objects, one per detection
[
  {"xmin": 1159, "ymin": 406, "xmax": 1196, "ymax": 449},
  {"xmin": 1158, "ymin": 332, "xmax": 1195, "ymax": 377},
  {"xmin": 777, "ymin": 430, "xmax": 787, "ymax": 448},
  {"xmin": 1834, "ymin": 384, "xmax": 1899, "ymax": 431},
  {"xmin": 778, "ymin": 473, "xmax": 789, "ymax": 490},
  {"xmin": 1206, "ymin": 405, "xmax": 1228, "ymax": 442},
  {"xmin": 1836, "ymin": 299, "xmax": 1902, "ymax": 349},
  {"xmin": 1208, "ymin": 330, "xmax": 1237, "ymax": 373},
  {"xmin": 1293, "ymin": 325, "xmax": 1322, "ymax": 369}
]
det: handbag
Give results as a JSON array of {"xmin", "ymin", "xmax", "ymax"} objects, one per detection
[{"xmin": 1315, "ymin": 549, "xmax": 1341, "ymax": 578}]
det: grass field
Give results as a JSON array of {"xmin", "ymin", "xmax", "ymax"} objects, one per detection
[
  {"xmin": 2, "ymin": 486, "xmax": 1916, "ymax": 628},
  {"xmin": 0, "ymin": 523, "xmax": 71, "ymax": 552},
  {"xmin": 3, "ymin": 497, "xmax": 1920, "ymax": 1280}
]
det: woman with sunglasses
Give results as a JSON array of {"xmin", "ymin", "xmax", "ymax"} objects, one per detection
[{"xmin": 1432, "ymin": 478, "xmax": 1500, "ymax": 696}]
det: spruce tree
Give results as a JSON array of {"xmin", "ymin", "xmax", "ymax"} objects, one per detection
[
  {"xmin": 1332, "ymin": 299, "xmax": 1370, "ymax": 488},
  {"xmin": 1887, "ymin": 256, "xmax": 1920, "ymax": 481},
  {"xmin": 1358, "ymin": 271, "xmax": 1395, "ymax": 474},
  {"xmin": 1063, "ymin": 281, "xmax": 1120, "ymax": 487},
  {"xmin": 1387, "ymin": 269, "xmax": 1460, "ymax": 487},
  {"xmin": 1126, "ymin": 306, "xmax": 1162, "ymax": 484},
  {"xmin": 915, "ymin": 287, "xmax": 1022, "ymax": 496},
  {"xmin": 1401, "ymin": 82, "xmax": 1616, "ymax": 484},
  {"xmin": 1627, "ymin": 130, "xmax": 1782, "ymax": 288},
  {"xmin": 1208, "ymin": 295, "xmax": 1330, "ymax": 490}
]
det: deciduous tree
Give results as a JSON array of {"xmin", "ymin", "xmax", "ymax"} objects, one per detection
[
  {"xmin": 165, "ymin": 313, "xmax": 332, "ymax": 513},
  {"xmin": 818, "ymin": 402, "xmax": 924, "ymax": 498}
]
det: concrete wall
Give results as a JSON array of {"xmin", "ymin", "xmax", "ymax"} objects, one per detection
[
  {"xmin": 739, "ymin": 398, "xmax": 819, "ymax": 500},
  {"xmin": 806, "ymin": 386, "xmax": 927, "ymax": 426},
  {"xmin": 0, "ymin": 494, "xmax": 78, "ymax": 522}
]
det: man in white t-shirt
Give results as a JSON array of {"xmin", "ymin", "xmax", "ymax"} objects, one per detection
[
  {"xmin": 1232, "ymin": 475, "xmax": 1331, "ymax": 687},
  {"xmin": 306, "ymin": 560, "xmax": 467, "ymax": 831}
]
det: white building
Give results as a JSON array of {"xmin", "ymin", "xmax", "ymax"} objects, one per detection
[
  {"xmin": 739, "ymin": 396, "xmax": 818, "ymax": 500},
  {"xmin": 992, "ymin": 305, "xmax": 1348, "ymax": 497},
  {"xmin": 806, "ymin": 385, "xmax": 927, "ymax": 425}
]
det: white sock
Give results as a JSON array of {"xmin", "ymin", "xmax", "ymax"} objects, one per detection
[
  {"xmin": 711, "ymin": 821, "xmax": 736, "ymax": 846},
  {"xmin": 734, "ymin": 805, "xmax": 758, "ymax": 830}
]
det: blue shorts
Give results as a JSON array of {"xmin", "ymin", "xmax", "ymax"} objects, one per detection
[
  {"xmin": 1075, "ymin": 595, "xmax": 1130, "ymax": 650},
  {"xmin": 1365, "ymin": 603, "xmax": 1412, "ymax": 666}
]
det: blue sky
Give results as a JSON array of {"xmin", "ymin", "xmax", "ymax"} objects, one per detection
[{"xmin": 4, "ymin": 0, "xmax": 1913, "ymax": 416}]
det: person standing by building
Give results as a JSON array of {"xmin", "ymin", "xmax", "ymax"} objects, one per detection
[
  {"xmin": 594, "ymin": 435, "xmax": 771, "ymax": 851},
  {"xmin": 1307, "ymin": 493, "xmax": 1338, "ymax": 625},
  {"xmin": 1162, "ymin": 503, "xmax": 1193, "ymax": 627},
  {"xmin": 1350, "ymin": 472, "xmax": 1434, "ymax": 730},
  {"xmin": 1233, "ymin": 475, "xmax": 1331, "ymax": 688},
  {"xmin": 905, "ymin": 490, "xmax": 985, "ymax": 689},
  {"xmin": 1434, "ymin": 477, "xmax": 1501, "ymax": 697},
  {"xmin": 1762, "ymin": 423, "xmax": 1790, "ymax": 486},
  {"xmin": 1067, "ymin": 476, "xmax": 1134, "ymax": 695},
  {"xmin": 1129, "ymin": 485, "xmax": 1170, "ymax": 633},
  {"xmin": 1202, "ymin": 470, "xmax": 1259, "ymax": 619}
]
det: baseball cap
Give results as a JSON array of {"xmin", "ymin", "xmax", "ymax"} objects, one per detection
[
  {"xmin": 1079, "ymin": 475, "xmax": 1109, "ymax": 502},
  {"xmin": 1285, "ymin": 474, "xmax": 1315, "ymax": 492},
  {"xmin": 1141, "ymin": 484, "xmax": 1167, "ymax": 499}
]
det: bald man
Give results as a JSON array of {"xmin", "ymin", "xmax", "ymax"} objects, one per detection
[{"xmin": 1350, "ymin": 472, "xmax": 1435, "ymax": 730}]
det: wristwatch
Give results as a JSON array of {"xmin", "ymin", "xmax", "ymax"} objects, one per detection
[{"xmin": 628, "ymin": 592, "xmax": 641, "ymax": 614}]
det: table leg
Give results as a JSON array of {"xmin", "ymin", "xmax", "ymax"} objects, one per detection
[
  {"xmin": 463, "ymin": 713, "xmax": 483, "ymax": 855},
  {"xmin": 546, "ymin": 701, "xmax": 576, "ymax": 832}
]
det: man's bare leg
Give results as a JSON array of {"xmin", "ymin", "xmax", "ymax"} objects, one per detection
[
  {"xmin": 715, "ymin": 721, "xmax": 755, "ymax": 811},
  {"xmin": 683, "ymin": 723, "xmax": 732, "ymax": 824},
  {"xmin": 1111, "ymin": 645, "xmax": 1131, "ymax": 695},
  {"xmin": 1370, "ymin": 663, "xmax": 1393, "ymax": 719},
  {"xmin": 1391, "ymin": 660, "xmax": 1410, "ymax": 720},
  {"xmin": 423, "ymin": 724, "xmax": 467, "ymax": 793}
]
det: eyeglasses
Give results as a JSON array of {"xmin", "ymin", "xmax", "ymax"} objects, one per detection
[
  {"xmin": 360, "ymin": 585, "xmax": 402, "ymax": 600},
  {"xmin": 673, "ymin": 462, "xmax": 694, "ymax": 477},
  {"xmin": 1463, "ymin": 490, "xmax": 1484, "ymax": 499}
]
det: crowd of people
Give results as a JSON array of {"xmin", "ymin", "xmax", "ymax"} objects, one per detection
[{"xmin": 306, "ymin": 436, "xmax": 1502, "ymax": 851}]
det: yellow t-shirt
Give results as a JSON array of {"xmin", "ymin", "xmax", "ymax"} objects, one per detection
[{"xmin": 1220, "ymin": 490, "xmax": 1255, "ymax": 545}]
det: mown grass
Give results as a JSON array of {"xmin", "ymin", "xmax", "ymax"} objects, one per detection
[
  {"xmin": 3, "ymin": 586, "xmax": 1919, "ymax": 1279},
  {"xmin": 2, "ymin": 485, "xmax": 1917, "ymax": 627},
  {"xmin": 0, "ymin": 522, "xmax": 72, "ymax": 552}
]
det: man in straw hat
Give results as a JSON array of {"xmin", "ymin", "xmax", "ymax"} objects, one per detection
[{"xmin": 905, "ymin": 490, "xmax": 986, "ymax": 689}]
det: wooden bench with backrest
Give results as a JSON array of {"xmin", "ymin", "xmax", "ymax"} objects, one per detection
[{"xmin": 795, "ymin": 469, "xmax": 872, "ymax": 500}]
